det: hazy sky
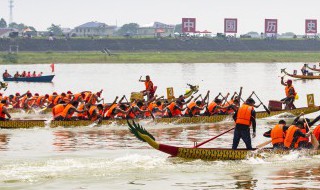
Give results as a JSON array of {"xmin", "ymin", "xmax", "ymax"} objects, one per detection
[{"xmin": 0, "ymin": 0, "xmax": 319, "ymax": 34}]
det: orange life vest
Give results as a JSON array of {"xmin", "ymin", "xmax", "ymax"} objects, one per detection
[
  {"xmin": 235, "ymin": 104, "xmax": 254, "ymax": 126},
  {"xmin": 19, "ymin": 96, "xmax": 28, "ymax": 108},
  {"xmin": 74, "ymin": 93, "xmax": 82, "ymax": 101},
  {"xmin": 105, "ymin": 104, "xmax": 117, "ymax": 118},
  {"xmin": 185, "ymin": 101, "xmax": 200, "ymax": 116},
  {"xmin": 52, "ymin": 104, "xmax": 65, "ymax": 118},
  {"xmin": 88, "ymin": 94, "xmax": 97, "ymax": 105},
  {"xmin": 145, "ymin": 102, "xmax": 156, "ymax": 117},
  {"xmin": 60, "ymin": 104, "xmax": 75, "ymax": 118},
  {"xmin": 88, "ymin": 106, "xmax": 98, "ymax": 121},
  {"xmin": 271, "ymin": 124, "xmax": 285, "ymax": 145},
  {"xmin": 154, "ymin": 104, "xmax": 163, "ymax": 117},
  {"xmin": 53, "ymin": 95, "xmax": 61, "ymax": 105},
  {"xmin": 167, "ymin": 102, "xmax": 182, "ymax": 117},
  {"xmin": 313, "ymin": 125, "xmax": 320, "ymax": 141},
  {"xmin": 296, "ymin": 125, "xmax": 309, "ymax": 144},
  {"xmin": 36, "ymin": 96, "xmax": 44, "ymax": 107},
  {"xmin": 285, "ymin": 86, "xmax": 296, "ymax": 97},
  {"xmin": 145, "ymin": 81, "xmax": 154, "ymax": 92},
  {"xmin": 77, "ymin": 103, "xmax": 86, "ymax": 118},
  {"xmin": 208, "ymin": 102, "xmax": 219, "ymax": 114},
  {"xmin": 0, "ymin": 103, "xmax": 5, "ymax": 119},
  {"xmin": 284, "ymin": 125, "xmax": 299, "ymax": 149}
]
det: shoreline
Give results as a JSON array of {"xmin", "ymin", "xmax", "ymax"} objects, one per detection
[{"xmin": 1, "ymin": 51, "xmax": 320, "ymax": 64}]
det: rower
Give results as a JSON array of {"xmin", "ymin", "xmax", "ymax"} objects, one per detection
[
  {"xmin": 165, "ymin": 100, "xmax": 186, "ymax": 118},
  {"xmin": 263, "ymin": 120, "xmax": 288, "ymax": 149},
  {"xmin": 60, "ymin": 101, "xmax": 87, "ymax": 120},
  {"xmin": 20, "ymin": 92, "xmax": 33, "ymax": 109},
  {"xmin": 35, "ymin": 94, "xmax": 49, "ymax": 108},
  {"xmin": 313, "ymin": 125, "xmax": 320, "ymax": 143},
  {"xmin": 139, "ymin": 75, "xmax": 156, "ymax": 101},
  {"xmin": 88, "ymin": 104, "xmax": 104, "ymax": 123},
  {"xmin": 232, "ymin": 98, "xmax": 256, "ymax": 150},
  {"xmin": 205, "ymin": 98, "xmax": 224, "ymax": 116},
  {"xmin": 284, "ymin": 120, "xmax": 311, "ymax": 149},
  {"xmin": 281, "ymin": 78, "xmax": 297, "ymax": 110},
  {"xmin": 87, "ymin": 90, "xmax": 104, "ymax": 105},
  {"xmin": 52, "ymin": 101, "xmax": 66, "ymax": 121},
  {"xmin": 0, "ymin": 100, "xmax": 11, "ymax": 121},
  {"xmin": 185, "ymin": 100, "xmax": 204, "ymax": 117}
]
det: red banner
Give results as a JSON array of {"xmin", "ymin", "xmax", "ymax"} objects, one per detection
[
  {"xmin": 182, "ymin": 18, "xmax": 196, "ymax": 33},
  {"xmin": 265, "ymin": 19, "xmax": 278, "ymax": 34},
  {"xmin": 305, "ymin": 19, "xmax": 317, "ymax": 34},
  {"xmin": 224, "ymin": 18, "xmax": 237, "ymax": 33},
  {"xmin": 50, "ymin": 63, "xmax": 55, "ymax": 73}
]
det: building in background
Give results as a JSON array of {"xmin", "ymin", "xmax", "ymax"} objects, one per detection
[
  {"xmin": 137, "ymin": 22, "xmax": 175, "ymax": 37},
  {"xmin": 73, "ymin": 21, "xmax": 116, "ymax": 37}
]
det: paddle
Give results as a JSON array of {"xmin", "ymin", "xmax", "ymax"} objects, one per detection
[
  {"xmin": 303, "ymin": 117, "xmax": 319, "ymax": 150},
  {"xmin": 256, "ymin": 140, "xmax": 272, "ymax": 149},
  {"xmin": 193, "ymin": 127, "xmax": 235, "ymax": 148},
  {"xmin": 253, "ymin": 92, "xmax": 271, "ymax": 115}
]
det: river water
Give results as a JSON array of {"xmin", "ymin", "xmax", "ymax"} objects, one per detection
[{"xmin": 1, "ymin": 62, "xmax": 320, "ymax": 189}]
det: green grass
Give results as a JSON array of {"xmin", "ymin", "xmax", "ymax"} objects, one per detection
[{"xmin": 1, "ymin": 51, "xmax": 320, "ymax": 64}]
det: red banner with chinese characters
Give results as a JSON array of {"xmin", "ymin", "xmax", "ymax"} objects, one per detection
[
  {"xmin": 305, "ymin": 19, "xmax": 317, "ymax": 34},
  {"xmin": 182, "ymin": 18, "xmax": 196, "ymax": 33},
  {"xmin": 224, "ymin": 18, "xmax": 237, "ymax": 33},
  {"xmin": 265, "ymin": 19, "xmax": 278, "ymax": 34}
]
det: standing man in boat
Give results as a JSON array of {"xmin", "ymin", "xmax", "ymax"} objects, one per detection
[
  {"xmin": 301, "ymin": 64, "xmax": 307, "ymax": 75},
  {"xmin": 280, "ymin": 77, "xmax": 296, "ymax": 110},
  {"xmin": 139, "ymin": 75, "xmax": 155, "ymax": 101},
  {"xmin": 232, "ymin": 98, "xmax": 256, "ymax": 150}
]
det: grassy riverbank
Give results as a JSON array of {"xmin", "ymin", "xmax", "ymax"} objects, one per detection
[{"xmin": 1, "ymin": 51, "xmax": 320, "ymax": 64}]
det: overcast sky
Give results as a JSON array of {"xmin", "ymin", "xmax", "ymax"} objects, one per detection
[{"xmin": 0, "ymin": 0, "xmax": 319, "ymax": 34}]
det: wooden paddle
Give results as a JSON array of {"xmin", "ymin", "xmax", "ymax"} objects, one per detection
[
  {"xmin": 303, "ymin": 117, "xmax": 319, "ymax": 150},
  {"xmin": 256, "ymin": 140, "xmax": 272, "ymax": 149},
  {"xmin": 193, "ymin": 127, "xmax": 235, "ymax": 148},
  {"xmin": 253, "ymin": 92, "xmax": 271, "ymax": 115}
]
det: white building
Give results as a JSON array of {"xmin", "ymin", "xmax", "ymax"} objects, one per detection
[{"xmin": 73, "ymin": 21, "xmax": 116, "ymax": 37}]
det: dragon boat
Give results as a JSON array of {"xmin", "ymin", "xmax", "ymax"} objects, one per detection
[
  {"xmin": 281, "ymin": 68, "xmax": 320, "ymax": 79},
  {"xmin": 307, "ymin": 64, "xmax": 320, "ymax": 72},
  {"xmin": 127, "ymin": 121, "xmax": 320, "ymax": 160},
  {"xmin": 3, "ymin": 75, "xmax": 55, "ymax": 83},
  {"xmin": 0, "ymin": 106, "xmax": 319, "ymax": 128}
]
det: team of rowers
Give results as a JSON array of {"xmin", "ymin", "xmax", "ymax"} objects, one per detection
[
  {"xmin": 0, "ymin": 87, "xmax": 246, "ymax": 122},
  {"xmin": 3, "ymin": 70, "xmax": 43, "ymax": 78},
  {"xmin": 0, "ymin": 75, "xmax": 318, "ymax": 150}
]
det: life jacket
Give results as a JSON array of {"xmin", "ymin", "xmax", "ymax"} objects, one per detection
[
  {"xmin": 313, "ymin": 125, "xmax": 320, "ymax": 141},
  {"xmin": 52, "ymin": 104, "xmax": 65, "ymax": 119},
  {"xmin": 36, "ymin": 96, "xmax": 44, "ymax": 107},
  {"xmin": 77, "ymin": 103, "xmax": 87, "ymax": 118},
  {"xmin": 145, "ymin": 102, "xmax": 155, "ymax": 117},
  {"xmin": 285, "ymin": 86, "xmax": 297, "ymax": 97},
  {"xmin": 53, "ymin": 95, "xmax": 61, "ymax": 105},
  {"xmin": 84, "ymin": 92, "xmax": 92, "ymax": 103},
  {"xmin": 271, "ymin": 124, "xmax": 285, "ymax": 145},
  {"xmin": 167, "ymin": 102, "xmax": 182, "ymax": 117},
  {"xmin": 296, "ymin": 124, "xmax": 309, "ymax": 144},
  {"xmin": 145, "ymin": 81, "xmax": 154, "ymax": 93},
  {"xmin": 208, "ymin": 102, "xmax": 219, "ymax": 115},
  {"xmin": 284, "ymin": 125, "xmax": 299, "ymax": 149},
  {"xmin": 88, "ymin": 106, "xmax": 98, "ymax": 121},
  {"xmin": 0, "ymin": 103, "xmax": 5, "ymax": 119},
  {"xmin": 225, "ymin": 100, "xmax": 235, "ymax": 114},
  {"xmin": 153, "ymin": 104, "xmax": 163, "ymax": 117},
  {"xmin": 185, "ymin": 101, "xmax": 200, "ymax": 116},
  {"xmin": 12, "ymin": 96, "xmax": 20, "ymax": 108},
  {"xmin": 19, "ymin": 96, "xmax": 28, "ymax": 108},
  {"xmin": 74, "ymin": 93, "xmax": 82, "ymax": 102},
  {"xmin": 60, "ymin": 104, "xmax": 75, "ymax": 119},
  {"xmin": 235, "ymin": 104, "xmax": 254, "ymax": 126},
  {"xmin": 88, "ymin": 94, "xmax": 97, "ymax": 105},
  {"xmin": 105, "ymin": 104, "xmax": 117, "ymax": 118}
]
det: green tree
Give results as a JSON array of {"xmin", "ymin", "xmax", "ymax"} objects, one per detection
[
  {"xmin": 174, "ymin": 24, "xmax": 181, "ymax": 33},
  {"xmin": 0, "ymin": 18, "xmax": 7, "ymax": 28},
  {"xmin": 47, "ymin": 24, "xmax": 63, "ymax": 36},
  {"xmin": 116, "ymin": 23, "xmax": 139, "ymax": 36}
]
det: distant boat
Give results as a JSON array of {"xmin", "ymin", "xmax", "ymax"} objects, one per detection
[{"xmin": 3, "ymin": 75, "xmax": 55, "ymax": 83}]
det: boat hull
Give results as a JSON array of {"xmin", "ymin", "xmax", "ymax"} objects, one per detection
[
  {"xmin": 2, "ymin": 106, "xmax": 319, "ymax": 128},
  {"xmin": 3, "ymin": 75, "xmax": 55, "ymax": 82}
]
